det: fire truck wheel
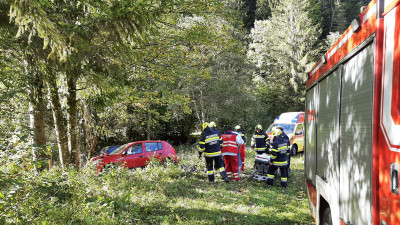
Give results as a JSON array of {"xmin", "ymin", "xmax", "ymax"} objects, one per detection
[
  {"xmin": 321, "ymin": 207, "xmax": 332, "ymax": 225},
  {"xmin": 291, "ymin": 145, "xmax": 298, "ymax": 156}
]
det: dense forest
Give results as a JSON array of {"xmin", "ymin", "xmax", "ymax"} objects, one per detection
[{"xmin": 0, "ymin": 0, "xmax": 370, "ymax": 168}]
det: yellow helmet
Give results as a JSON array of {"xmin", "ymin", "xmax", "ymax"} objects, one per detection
[
  {"xmin": 255, "ymin": 124, "xmax": 262, "ymax": 130},
  {"xmin": 209, "ymin": 121, "xmax": 216, "ymax": 128},
  {"xmin": 235, "ymin": 125, "xmax": 241, "ymax": 131},
  {"xmin": 202, "ymin": 122, "xmax": 209, "ymax": 130},
  {"xmin": 272, "ymin": 128, "xmax": 282, "ymax": 136}
]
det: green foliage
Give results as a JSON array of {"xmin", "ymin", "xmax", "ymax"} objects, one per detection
[
  {"xmin": 1, "ymin": 0, "xmax": 371, "ymax": 171},
  {"xmin": 248, "ymin": 0, "xmax": 322, "ymax": 122},
  {"xmin": 319, "ymin": 0, "xmax": 370, "ymax": 38},
  {"xmin": 0, "ymin": 146, "xmax": 313, "ymax": 224}
]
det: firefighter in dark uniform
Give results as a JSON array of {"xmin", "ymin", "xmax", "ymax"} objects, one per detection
[
  {"xmin": 209, "ymin": 121, "xmax": 224, "ymax": 166},
  {"xmin": 198, "ymin": 122, "xmax": 230, "ymax": 183},
  {"xmin": 234, "ymin": 125, "xmax": 246, "ymax": 172},
  {"xmin": 276, "ymin": 126, "xmax": 291, "ymax": 177},
  {"xmin": 266, "ymin": 128, "xmax": 290, "ymax": 188},
  {"xmin": 251, "ymin": 124, "xmax": 269, "ymax": 155}
]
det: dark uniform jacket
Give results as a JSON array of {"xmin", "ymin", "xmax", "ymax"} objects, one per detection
[
  {"xmin": 251, "ymin": 130, "xmax": 268, "ymax": 153},
  {"xmin": 236, "ymin": 130, "xmax": 246, "ymax": 143},
  {"xmin": 270, "ymin": 134, "xmax": 290, "ymax": 167},
  {"xmin": 198, "ymin": 127, "xmax": 223, "ymax": 157},
  {"xmin": 281, "ymin": 132, "xmax": 290, "ymax": 156}
]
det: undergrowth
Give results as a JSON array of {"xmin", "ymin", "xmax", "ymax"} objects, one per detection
[{"xmin": 0, "ymin": 144, "xmax": 313, "ymax": 224}]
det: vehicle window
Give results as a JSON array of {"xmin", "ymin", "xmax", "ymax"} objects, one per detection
[
  {"xmin": 267, "ymin": 123, "xmax": 279, "ymax": 133},
  {"xmin": 126, "ymin": 144, "xmax": 142, "ymax": 155},
  {"xmin": 295, "ymin": 124, "xmax": 304, "ymax": 135},
  {"xmin": 109, "ymin": 143, "xmax": 130, "ymax": 155},
  {"xmin": 267, "ymin": 123, "xmax": 296, "ymax": 134},
  {"xmin": 145, "ymin": 142, "xmax": 162, "ymax": 152}
]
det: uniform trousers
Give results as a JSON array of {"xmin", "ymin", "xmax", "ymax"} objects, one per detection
[
  {"xmin": 223, "ymin": 155, "xmax": 240, "ymax": 181},
  {"xmin": 205, "ymin": 156, "xmax": 226, "ymax": 182},
  {"xmin": 266, "ymin": 165, "xmax": 288, "ymax": 188}
]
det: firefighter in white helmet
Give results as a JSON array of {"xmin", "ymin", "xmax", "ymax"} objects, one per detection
[
  {"xmin": 267, "ymin": 128, "xmax": 290, "ymax": 188},
  {"xmin": 276, "ymin": 126, "xmax": 291, "ymax": 177}
]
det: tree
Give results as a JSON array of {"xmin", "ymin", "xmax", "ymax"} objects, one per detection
[
  {"xmin": 248, "ymin": 0, "xmax": 322, "ymax": 119},
  {"xmin": 319, "ymin": 0, "xmax": 370, "ymax": 38},
  {"xmin": 5, "ymin": 0, "xmax": 188, "ymax": 167},
  {"xmin": 1, "ymin": 3, "xmax": 53, "ymax": 168}
]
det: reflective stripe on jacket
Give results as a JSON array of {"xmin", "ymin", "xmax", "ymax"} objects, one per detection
[
  {"xmin": 270, "ymin": 134, "xmax": 290, "ymax": 166},
  {"xmin": 251, "ymin": 131, "xmax": 268, "ymax": 151},
  {"xmin": 236, "ymin": 130, "xmax": 246, "ymax": 143},
  {"xmin": 221, "ymin": 132, "xmax": 239, "ymax": 155},
  {"xmin": 198, "ymin": 127, "xmax": 222, "ymax": 157}
]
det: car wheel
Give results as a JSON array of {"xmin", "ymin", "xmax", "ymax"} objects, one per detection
[
  {"xmin": 291, "ymin": 145, "xmax": 298, "ymax": 156},
  {"xmin": 321, "ymin": 207, "xmax": 332, "ymax": 225}
]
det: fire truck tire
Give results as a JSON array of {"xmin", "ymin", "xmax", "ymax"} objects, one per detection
[
  {"xmin": 291, "ymin": 145, "xmax": 298, "ymax": 156},
  {"xmin": 321, "ymin": 207, "xmax": 332, "ymax": 225}
]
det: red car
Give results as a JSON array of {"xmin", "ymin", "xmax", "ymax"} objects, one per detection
[{"xmin": 91, "ymin": 140, "xmax": 178, "ymax": 172}]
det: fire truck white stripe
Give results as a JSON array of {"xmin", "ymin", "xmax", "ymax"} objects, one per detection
[
  {"xmin": 363, "ymin": 4, "xmax": 376, "ymax": 23},
  {"xmin": 381, "ymin": 9, "xmax": 400, "ymax": 151},
  {"xmin": 385, "ymin": 0, "xmax": 393, "ymax": 9},
  {"xmin": 310, "ymin": 60, "xmax": 324, "ymax": 75},
  {"xmin": 327, "ymin": 29, "xmax": 355, "ymax": 59}
]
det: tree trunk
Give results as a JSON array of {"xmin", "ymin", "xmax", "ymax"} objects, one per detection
[
  {"xmin": 25, "ymin": 56, "xmax": 47, "ymax": 164},
  {"xmin": 200, "ymin": 89, "xmax": 205, "ymax": 123},
  {"xmin": 47, "ymin": 74, "xmax": 69, "ymax": 167},
  {"xmin": 83, "ymin": 103, "xmax": 99, "ymax": 160},
  {"xmin": 147, "ymin": 104, "xmax": 151, "ymax": 140},
  {"xmin": 67, "ymin": 74, "xmax": 80, "ymax": 168},
  {"xmin": 191, "ymin": 90, "xmax": 201, "ymax": 123}
]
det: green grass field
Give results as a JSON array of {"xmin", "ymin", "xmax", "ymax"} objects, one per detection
[
  {"xmin": 168, "ymin": 145, "xmax": 314, "ymax": 224},
  {"xmin": 0, "ymin": 145, "xmax": 314, "ymax": 224}
]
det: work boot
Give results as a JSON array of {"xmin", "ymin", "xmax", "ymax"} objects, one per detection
[
  {"xmin": 223, "ymin": 176, "xmax": 230, "ymax": 183},
  {"xmin": 220, "ymin": 170, "xmax": 230, "ymax": 183}
]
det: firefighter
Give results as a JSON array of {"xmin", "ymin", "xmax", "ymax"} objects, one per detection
[
  {"xmin": 266, "ymin": 128, "xmax": 290, "ymax": 188},
  {"xmin": 209, "ymin": 121, "xmax": 220, "ymax": 134},
  {"xmin": 209, "ymin": 121, "xmax": 224, "ymax": 166},
  {"xmin": 221, "ymin": 127, "xmax": 244, "ymax": 181},
  {"xmin": 234, "ymin": 125, "xmax": 246, "ymax": 172},
  {"xmin": 251, "ymin": 124, "xmax": 269, "ymax": 155},
  {"xmin": 198, "ymin": 122, "xmax": 230, "ymax": 183},
  {"xmin": 276, "ymin": 126, "xmax": 291, "ymax": 178}
]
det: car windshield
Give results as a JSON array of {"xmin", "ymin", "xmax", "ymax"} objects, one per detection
[
  {"xmin": 266, "ymin": 123, "xmax": 296, "ymax": 134},
  {"xmin": 109, "ymin": 143, "xmax": 130, "ymax": 155}
]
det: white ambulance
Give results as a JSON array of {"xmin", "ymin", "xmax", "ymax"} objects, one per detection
[{"xmin": 266, "ymin": 112, "xmax": 305, "ymax": 155}]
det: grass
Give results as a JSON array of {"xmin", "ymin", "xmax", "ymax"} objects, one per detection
[{"xmin": 0, "ymin": 145, "xmax": 314, "ymax": 224}]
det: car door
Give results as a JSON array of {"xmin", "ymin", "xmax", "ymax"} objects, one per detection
[
  {"xmin": 144, "ymin": 142, "xmax": 164, "ymax": 162},
  {"xmin": 293, "ymin": 124, "xmax": 304, "ymax": 152},
  {"xmin": 119, "ymin": 142, "xmax": 145, "ymax": 168}
]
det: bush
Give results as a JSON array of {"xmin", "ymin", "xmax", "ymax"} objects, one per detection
[{"xmin": 0, "ymin": 145, "xmax": 313, "ymax": 224}]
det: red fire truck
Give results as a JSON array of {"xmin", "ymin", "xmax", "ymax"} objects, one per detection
[{"xmin": 305, "ymin": 0, "xmax": 400, "ymax": 224}]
